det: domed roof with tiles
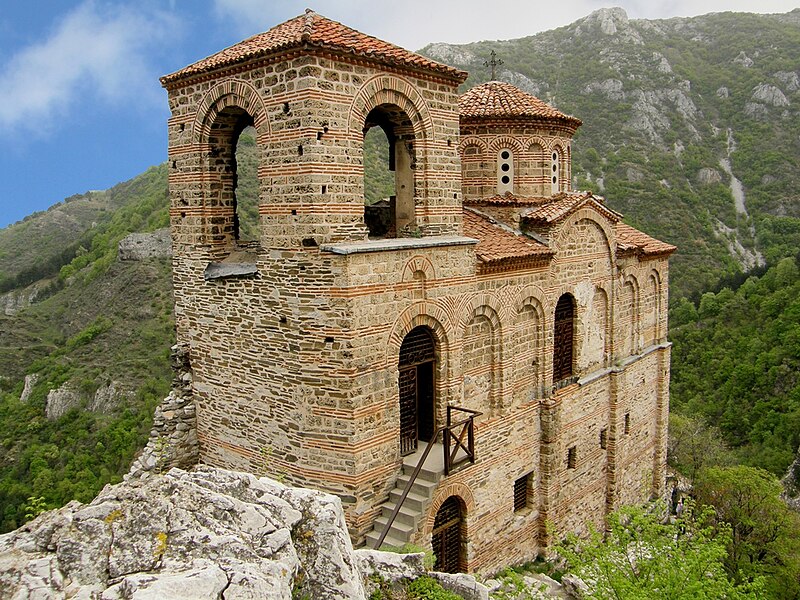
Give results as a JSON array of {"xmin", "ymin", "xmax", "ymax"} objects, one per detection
[
  {"xmin": 459, "ymin": 81, "xmax": 581, "ymax": 127},
  {"xmin": 162, "ymin": 9, "xmax": 467, "ymax": 85}
]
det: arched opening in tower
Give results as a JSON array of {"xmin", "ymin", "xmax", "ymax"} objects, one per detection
[
  {"xmin": 363, "ymin": 104, "xmax": 415, "ymax": 238},
  {"xmin": 209, "ymin": 106, "xmax": 258, "ymax": 244},
  {"xmin": 234, "ymin": 125, "xmax": 259, "ymax": 241}
]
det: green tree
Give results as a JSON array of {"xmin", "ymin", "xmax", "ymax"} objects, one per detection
[
  {"xmin": 555, "ymin": 501, "xmax": 763, "ymax": 599},
  {"xmin": 695, "ymin": 466, "xmax": 800, "ymax": 599},
  {"xmin": 668, "ymin": 413, "xmax": 736, "ymax": 485}
]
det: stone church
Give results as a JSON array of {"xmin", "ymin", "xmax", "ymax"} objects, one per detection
[{"xmin": 160, "ymin": 10, "xmax": 675, "ymax": 573}]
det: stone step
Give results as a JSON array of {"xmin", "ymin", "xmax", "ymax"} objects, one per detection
[
  {"xmin": 379, "ymin": 501, "xmax": 422, "ymax": 526},
  {"xmin": 364, "ymin": 529, "xmax": 407, "ymax": 551},
  {"xmin": 372, "ymin": 515, "xmax": 415, "ymax": 540},
  {"xmin": 388, "ymin": 488, "xmax": 429, "ymax": 512},
  {"xmin": 396, "ymin": 473, "xmax": 439, "ymax": 497},
  {"xmin": 400, "ymin": 462, "xmax": 441, "ymax": 483}
]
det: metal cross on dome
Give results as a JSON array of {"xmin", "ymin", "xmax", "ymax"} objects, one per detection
[{"xmin": 484, "ymin": 50, "xmax": 503, "ymax": 80}]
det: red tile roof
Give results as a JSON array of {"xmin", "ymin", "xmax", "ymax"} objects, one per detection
[
  {"xmin": 459, "ymin": 81, "xmax": 582, "ymax": 126},
  {"xmin": 161, "ymin": 10, "xmax": 467, "ymax": 85},
  {"xmin": 463, "ymin": 208, "xmax": 552, "ymax": 264},
  {"xmin": 521, "ymin": 192, "xmax": 620, "ymax": 225},
  {"xmin": 616, "ymin": 222, "xmax": 677, "ymax": 256},
  {"xmin": 463, "ymin": 201, "xmax": 674, "ymax": 264}
]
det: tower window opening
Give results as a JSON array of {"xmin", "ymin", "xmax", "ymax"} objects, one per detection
[
  {"xmin": 230, "ymin": 119, "xmax": 258, "ymax": 242},
  {"xmin": 567, "ymin": 446, "xmax": 577, "ymax": 469},
  {"xmin": 363, "ymin": 104, "xmax": 416, "ymax": 239},
  {"xmin": 514, "ymin": 473, "xmax": 532, "ymax": 512},
  {"xmin": 553, "ymin": 293, "xmax": 575, "ymax": 383}
]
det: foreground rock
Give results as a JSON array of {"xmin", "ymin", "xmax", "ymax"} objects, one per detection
[
  {"xmin": 0, "ymin": 466, "xmax": 365, "ymax": 599},
  {"xmin": 0, "ymin": 466, "xmax": 496, "ymax": 599}
]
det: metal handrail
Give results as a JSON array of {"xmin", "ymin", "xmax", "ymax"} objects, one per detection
[{"xmin": 373, "ymin": 405, "xmax": 482, "ymax": 549}]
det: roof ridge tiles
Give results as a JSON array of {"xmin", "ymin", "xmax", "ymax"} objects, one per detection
[
  {"xmin": 459, "ymin": 81, "xmax": 581, "ymax": 126},
  {"xmin": 161, "ymin": 11, "xmax": 467, "ymax": 85}
]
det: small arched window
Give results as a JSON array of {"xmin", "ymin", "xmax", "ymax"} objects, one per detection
[
  {"xmin": 551, "ymin": 149, "xmax": 560, "ymax": 194},
  {"xmin": 497, "ymin": 148, "xmax": 514, "ymax": 194},
  {"xmin": 553, "ymin": 293, "xmax": 575, "ymax": 383}
]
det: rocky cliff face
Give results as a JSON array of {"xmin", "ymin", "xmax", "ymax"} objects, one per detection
[
  {"xmin": 117, "ymin": 228, "xmax": 171, "ymax": 261},
  {"xmin": 784, "ymin": 447, "xmax": 800, "ymax": 512},
  {"xmin": 0, "ymin": 466, "xmax": 491, "ymax": 600}
]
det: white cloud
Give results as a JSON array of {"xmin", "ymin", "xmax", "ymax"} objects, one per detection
[{"xmin": 0, "ymin": 2, "xmax": 173, "ymax": 135}]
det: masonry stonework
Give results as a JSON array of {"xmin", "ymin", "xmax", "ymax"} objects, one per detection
[{"xmin": 161, "ymin": 10, "xmax": 675, "ymax": 575}]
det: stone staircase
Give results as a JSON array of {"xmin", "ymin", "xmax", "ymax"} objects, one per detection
[{"xmin": 364, "ymin": 447, "xmax": 444, "ymax": 549}]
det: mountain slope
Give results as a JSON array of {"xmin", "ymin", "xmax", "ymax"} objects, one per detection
[
  {"xmin": 421, "ymin": 8, "xmax": 800, "ymax": 300},
  {"xmin": 0, "ymin": 165, "xmax": 174, "ymax": 530}
]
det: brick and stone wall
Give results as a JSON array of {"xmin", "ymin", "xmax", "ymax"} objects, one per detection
[{"xmin": 460, "ymin": 126, "xmax": 574, "ymax": 199}]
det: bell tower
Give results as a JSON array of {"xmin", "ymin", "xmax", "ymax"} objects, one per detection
[{"xmin": 161, "ymin": 10, "xmax": 471, "ymax": 540}]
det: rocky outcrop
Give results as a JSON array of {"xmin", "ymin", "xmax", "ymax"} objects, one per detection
[
  {"xmin": 0, "ymin": 279, "xmax": 48, "ymax": 315},
  {"xmin": 751, "ymin": 83, "xmax": 790, "ymax": 107},
  {"xmin": 0, "ymin": 466, "xmax": 496, "ymax": 600},
  {"xmin": 583, "ymin": 78, "xmax": 625, "ymax": 101},
  {"xmin": 19, "ymin": 374, "xmax": 38, "ymax": 403},
  {"xmin": 0, "ymin": 467, "xmax": 365, "ymax": 599},
  {"xmin": 118, "ymin": 228, "xmax": 171, "ymax": 261},
  {"xmin": 783, "ymin": 446, "xmax": 800, "ymax": 512},
  {"xmin": 421, "ymin": 43, "xmax": 477, "ymax": 67},
  {"xmin": 697, "ymin": 167, "xmax": 722, "ymax": 185},
  {"xmin": 44, "ymin": 380, "xmax": 136, "ymax": 419},
  {"xmin": 89, "ymin": 381, "xmax": 134, "ymax": 414},
  {"xmin": 45, "ymin": 383, "xmax": 81, "ymax": 420},
  {"xmin": 578, "ymin": 8, "xmax": 642, "ymax": 44},
  {"xmin": 627, "ymin": 87, "xmax": 699, "ymax": 145},
  {"xmin": 774, "ymin": 70, "xmax": 800, "ymax": 92},
  {"xmin": 733, "ymin": 51, "xmax": 754, "ymax": 67}
]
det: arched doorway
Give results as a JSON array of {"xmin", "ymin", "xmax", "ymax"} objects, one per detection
[
  {"xmin": 398, "ymin": 326, "xmax": 436, "ymax": 456},
  {"xmin": 432, "ymin": 496, "xmax": 464, "ymax": 573}
]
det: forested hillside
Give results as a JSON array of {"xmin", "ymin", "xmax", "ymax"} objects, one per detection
[
  {"xmin": 670, "ymin": 257, "xmax": 800, "ymax": 473},
  {"xmin": 0, "ymin": 165, "xmax": 174, "ymax": 530}
]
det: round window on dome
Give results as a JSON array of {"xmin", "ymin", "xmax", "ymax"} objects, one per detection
[
  {"xmin": 501, "ymin": 163, "xmax": 510, "ymax": 172},
  {"xmin": 501, "ymin": 150, "xmax": 510, "ymax": 160},
  {"xmin": 502, "ymin": 175, "xmax": 510, "ymax": 184},
  {"xmin": 552, "ymin": 176, "xmax": 557, "ymax": 184},
  {"xmin": 552, "ymin": 152, "xmax": 558, "ymax": 161}
]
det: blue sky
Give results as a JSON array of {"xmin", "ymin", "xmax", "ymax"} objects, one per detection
[{"xmin": 1, "ymin": 0, "xmax": 798, "ymax": 228}]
